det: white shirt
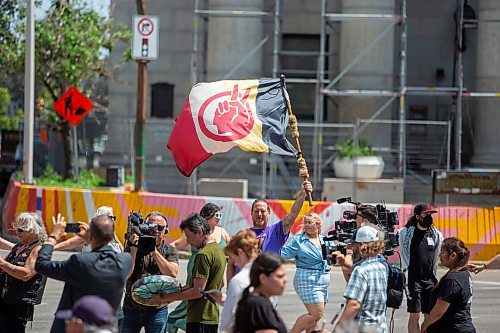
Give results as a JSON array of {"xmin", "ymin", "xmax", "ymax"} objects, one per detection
[
  {"xmin": 81, "ymin": 242, "xmax": 122, "ymax": 253},
  {"xmin": 219, "ymin": 262, "xmax": 252, "ymax": 332}
]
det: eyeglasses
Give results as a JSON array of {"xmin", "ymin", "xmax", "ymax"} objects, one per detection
[
  {"xmin": 16, "ymin": 228, "xmax": 27, "ymax": 233},
  {"xmin": 214, "ymin": 212, "xmax": 222, "ymax": 219}
]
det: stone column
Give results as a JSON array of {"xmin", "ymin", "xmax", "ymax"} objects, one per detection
[
  {"xmin": 206, "ymin": 0, "xmax": 263, "ymax": 80},
  {"xmin": 471, "ymin": 0, "xmax": 500, "ymax": 167},
  {"xmin": 338, "ymin": 0, "xmax": 396, "ymax": 125}
]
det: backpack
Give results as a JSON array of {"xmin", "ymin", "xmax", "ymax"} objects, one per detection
[{"xmin": 386, "ymin": 264, "xmax": 405, "ymax": 309}]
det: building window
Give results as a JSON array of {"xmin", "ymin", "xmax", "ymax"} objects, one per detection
[
  {"xmin": 151, "ymin": 83, "xmax": 174, "ymax": 118},
  {"xmin": 280, "ymin": 34, "xmax": 323, "ymax": 79},
  {"xmin": 280, "ymin": 34, "xmax": 325, "ymax": 120}
]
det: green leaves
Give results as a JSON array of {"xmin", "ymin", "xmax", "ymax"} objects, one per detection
[
  {"xmin": 1, "ymin": 0, "xmax": 131, "ymax": 110},
  {"xmin": 335, "ymin": 138, "xmax": 378, "ymax": 160},
  {"xmin": 1, "ymin": 0, "xmax": 131, "ymax": 179},
  {"xmin": 0, "ymin": 87, "xmax": 23, "ymax": 130},
  {"xmin": 16, "ymin": 164, "xmax": 105, "ymax": 188}
]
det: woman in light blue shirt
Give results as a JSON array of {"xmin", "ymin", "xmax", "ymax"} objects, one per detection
[{"xmin": 281, "ymin": 212, "xmax": 330, "ymax": 333}]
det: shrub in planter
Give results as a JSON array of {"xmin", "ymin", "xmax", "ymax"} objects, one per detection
[{"xmin": 333, "ymin": 139, "xmax": 384, "ymax": 179}]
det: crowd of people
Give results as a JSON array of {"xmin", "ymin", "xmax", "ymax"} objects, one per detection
[{"xmin": 0, "ymin": 181, "xmax": 487, "ymax": 333}]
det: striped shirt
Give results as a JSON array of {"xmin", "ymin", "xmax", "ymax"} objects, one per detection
[{"xmin": 344, "ymin": 256, "xmax": 388, "ymax": 333}]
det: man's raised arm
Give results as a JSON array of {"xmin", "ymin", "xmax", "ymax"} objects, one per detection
[{"xmin": 282, "ymin": 181, "xmax": 313, "ymax": 235}]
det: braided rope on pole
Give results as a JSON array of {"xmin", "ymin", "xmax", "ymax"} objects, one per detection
[{"xmin": 282, "ymin": 74, "xmax": 314, "ymax": 206}]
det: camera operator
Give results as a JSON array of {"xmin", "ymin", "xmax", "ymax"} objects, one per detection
[
  {"xmin": 335, "ymin": 204, "xmax": 382, "ymax": 281},
  {"xmin": 122, "ymin": 212, "xmax": 179, "ymax": 333},
  {"xmin": 355, "ymin": 205, "xmax": 379, "ymax": 229}
]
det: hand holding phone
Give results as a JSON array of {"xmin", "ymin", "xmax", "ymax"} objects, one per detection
[
  {"xmin": 64, "ymin": 223, "xmax": 81, "ymax": 234},
  {"xmin": 199, "ymin": 288, "xmax": 217, "ymax": 304}
]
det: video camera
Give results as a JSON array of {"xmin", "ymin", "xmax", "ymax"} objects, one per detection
[
  {"xmin": 321, "ymin": 197, "xmax": 360, "ymax": 265},
  {"xmin": 321, "ymin": 241, "xmax": 347, "ymax": 266},
  {"xmin": 322, "ymin": 197, "xmax": 400, "ymax": 258},
  {"xmin": 125, "ymin": 211, "xmax": 157, "ymax": 254},
  {"xmin": 376, "ymin": 203, "xmax": 399, "ymax": 256},
  {"xmin": 324, "ymin": 197, "xmax": 359, "ymax": 243}
]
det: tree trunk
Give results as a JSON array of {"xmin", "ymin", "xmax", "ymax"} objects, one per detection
[{"xmin": 62, "ymin": 121, "xmax": 74, "ymax": 179}]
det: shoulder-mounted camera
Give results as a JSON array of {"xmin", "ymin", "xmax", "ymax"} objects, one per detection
[{"xmin": 125, "ymin": 211, "xmax": 157, "ymax": 254}]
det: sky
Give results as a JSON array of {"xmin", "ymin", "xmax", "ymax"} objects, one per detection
[{"xmin": 36, "ymin": 0, "xmax": 110, "ymax": 19}]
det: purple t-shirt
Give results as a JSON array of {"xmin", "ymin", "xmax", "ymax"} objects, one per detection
[{"xmin": 251, "ymin": 220, "xmax": 289, "ymax": 255}]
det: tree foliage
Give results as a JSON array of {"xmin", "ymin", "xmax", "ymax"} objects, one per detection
[
  {"xmin": 0, "ymin": 0, "xmax": 131, "ymax": 178},
  {"xmin": 35, "ymin": 0, "xmax": 130, "ymax": 122},
  {"xmin": 0, "ymin": 87, "xmax": 23, "ymax": 130}
]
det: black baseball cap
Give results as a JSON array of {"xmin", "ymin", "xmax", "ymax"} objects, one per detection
[{"xmin": 413, "ymin": 203, "xmax": 438, "ymax": 215}]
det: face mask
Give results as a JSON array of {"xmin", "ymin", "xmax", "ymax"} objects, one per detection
[{"xmin": 419, "ymin": 215, "xmax": 433, "ymax": 229}]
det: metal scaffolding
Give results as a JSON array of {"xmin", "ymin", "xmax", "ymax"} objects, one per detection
[
  {"xmin": 190, "ymin": 0, "xmax": 282, "ymax": 197},
  {"xmin": 316, "ymin": 0, "xmax": 500, "ymax": 189},
  {"xmin": 188, "ymin": 0, "xmax": 500, "ymax": 198}
]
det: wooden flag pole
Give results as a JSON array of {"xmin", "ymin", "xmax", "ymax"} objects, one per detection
[{"xmin": 281, "ymin": 75, "xmax": 314, "ymax": 206}]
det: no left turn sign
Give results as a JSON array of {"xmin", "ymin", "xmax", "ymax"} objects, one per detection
[
  {"xmin": 132, "ymin": 15, "xmax": 159, "ymax": 60},
  {"xmin": 137, "ymin": 17, "xmax": 154, "ymax": 37}
]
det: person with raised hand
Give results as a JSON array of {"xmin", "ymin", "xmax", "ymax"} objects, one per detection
[
  {"xmin": 35, "ymin": 213, "xmax": 131, "ymax": 333},
  {"xmin": 54, "ymin": 206, "xmax": 123, "ymax": 253}
]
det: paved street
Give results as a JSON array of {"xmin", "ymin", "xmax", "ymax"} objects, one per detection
[{"xmin": 4, "ymin": 250, "xmax": 499, "ymax": 332}]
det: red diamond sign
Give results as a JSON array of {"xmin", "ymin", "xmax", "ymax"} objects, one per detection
[{"xmin": 53, "ymin": 86, "xmax": 94, "ymax": 126}]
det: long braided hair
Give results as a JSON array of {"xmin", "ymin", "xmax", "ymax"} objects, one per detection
[{"xmin": 435, "ymin": 237, "xmax": 470, "ymax": 290}]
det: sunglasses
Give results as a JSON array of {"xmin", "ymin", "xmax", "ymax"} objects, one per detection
[
  {"xmin": 108, "ymin": 215, "xmax": 117, "ymax": 222},
  {"xmin": 16, "ymin": 228, "xmax": 27, "ymax": 233},
  {"xmin": 214, "ymin": 212, "xmax": 222, "ymax": 219},
  {"xmin": 157, "ymin": 225, "xmax": 166, "ymax": 232}
]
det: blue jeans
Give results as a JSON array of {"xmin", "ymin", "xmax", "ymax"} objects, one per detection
[{"xmin": 121, "ymin": 306, "xmax": 168, "ymax": 333}]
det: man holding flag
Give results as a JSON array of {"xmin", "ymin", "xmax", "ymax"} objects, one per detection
[
  {"xmin": 168, "ymin": 76, "xmax": 313, "ymax": 250},
  {"xmin": 250, "ymin": 181, "xmax": 312, "ymax": 255},
  {"xmin": 168, "ymin": 76, "xmax": 314, "ymax": 281}
]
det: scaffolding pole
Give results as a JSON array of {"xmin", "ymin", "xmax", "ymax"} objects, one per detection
[
  {"xmin": 190, "ymin": 0, "xmax": 281, "ymax": 197},
  {"xmin": 455, "ymin": 0, "xmax": 465, "ymax": 170},
  {"xmin": 399, "ymin": 0, "xmax": 408, "ymax": 179},
  {"xmin": 312, "ymin": 0, "xmax": 328, "ymax": 194}
]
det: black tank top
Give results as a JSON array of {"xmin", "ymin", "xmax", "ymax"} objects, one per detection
[{"xmin": 1, "ymin": 240, "xmax": 47, "ymax": 305}]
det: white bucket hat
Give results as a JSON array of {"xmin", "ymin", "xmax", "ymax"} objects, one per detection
[{"xmin": 354, "ymin": 225, "xmax": 380, "ymax": 243}]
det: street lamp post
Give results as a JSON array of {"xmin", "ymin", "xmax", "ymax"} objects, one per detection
[{"xmin": 23, "ymin": 0, "xmax": 35, "ymax": 183}]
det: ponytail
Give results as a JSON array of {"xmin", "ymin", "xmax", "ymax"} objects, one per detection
[{"xmin": 234, "ymin": 253, "xmax": 284, "ymax": 332}]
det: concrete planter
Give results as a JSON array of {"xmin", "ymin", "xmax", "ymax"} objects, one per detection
[{"xmin": 333, "ymin": 156, "xmax": 385, "ymax": 179}]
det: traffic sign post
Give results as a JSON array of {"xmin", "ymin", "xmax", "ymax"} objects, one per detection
[
  {"xmin": 53, "ymin": 86, "xmax": 94, "ymax": 126},
  {"xmin": 53, "ymin": 86, "xmax": 94, "ymax": 181},
  {"xmin": 132, "ymin": 15, "xmax": 159, "ymax": 60},
  {"xmin": 131, "ymin": 15, "xmax": 159, "ymax": 191}
]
